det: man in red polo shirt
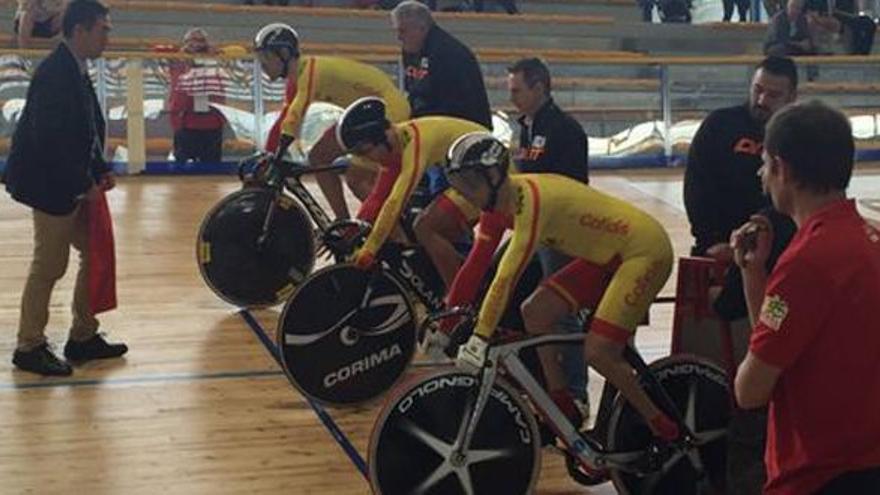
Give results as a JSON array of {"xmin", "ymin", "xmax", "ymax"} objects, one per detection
[{"xmin": 732, "ymin": 100, "xmax": 880, "ymax": 494}]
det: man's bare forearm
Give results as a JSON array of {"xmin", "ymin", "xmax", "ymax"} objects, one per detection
[{"xmin": 742, "ymin": 267, "xmax": 767, "ymax": 327}]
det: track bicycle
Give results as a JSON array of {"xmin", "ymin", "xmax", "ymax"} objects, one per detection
[
  {"xmin": 275, "ymin": 220, "xmax": 545, "ymax": 407},
  {"xmin": 369, "ymin": 308, "xmax": 732, "ymax": 494},
  {"xmin": 196, "ymin": 154, "xmax": 347, "ymax": 308}
]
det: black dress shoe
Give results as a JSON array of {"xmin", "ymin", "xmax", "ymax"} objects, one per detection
[
  {"xmin": 64, "ymin": 334, "xmax": 128, "ymax": 362},
  {"xmin": 13, "ymin": 344, "xmax": 73, "ymax": 376}
]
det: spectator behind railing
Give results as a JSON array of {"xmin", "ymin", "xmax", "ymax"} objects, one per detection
[
  {"xmin": 815, "ymin": 0, "xmax": 877, "ymax": 55},
  {"xmin": 764, "ymin": 0, "xmax": 817, "ymax": 55},
  {"xmin": 766, "ymin": 0, "xmax": 875, "ymax": 55},
  {"xmin": 154, "ymin": 28, "xmax": 228, "ymax": 164},
  {"xmin": 13, "ymin": 0, "xmax": 64, "ymax": 48},
  {"xmin": 805, "ymin": 0, "xmax": 844, "ymax": 53}
]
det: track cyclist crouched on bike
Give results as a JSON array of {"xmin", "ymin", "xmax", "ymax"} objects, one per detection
[
  {"xmin": 336, "ymin": 96, "xmax": 486, "ymax": 283},
  {"xmin": 253, "ymin": 23, "xmax": 411, "ymax": 220},
  {"xmin": 444, "ymin": 132, "xmax": 680, "ymax": 443}
]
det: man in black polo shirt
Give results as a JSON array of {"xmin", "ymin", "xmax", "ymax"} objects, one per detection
[
  {"xmin": 683, "ymin": 55, "xmax": 798, "ymax": 495},
  {"xmin": 509, "ymin": 57, "xmax": 590, "ymax": 417}
]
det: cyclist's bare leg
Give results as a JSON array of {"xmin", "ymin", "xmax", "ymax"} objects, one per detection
[
  {"xmin": 308, "ymin": 130, "xmax": 350, "ymax": 220},
  {"xmin": 584, "ymin": 332, "xmax": 666, "ymax": 434},
  {"xmin": 413, "ymin": 201, "xmax": 469, "ymax": 289},
  {"xmin": 520, "ymin": 286, "xmax": 570, "ymax": 393}
]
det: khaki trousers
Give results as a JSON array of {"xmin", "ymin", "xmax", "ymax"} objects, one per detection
[{"xmin": 17, "ymin": 203, "xmax": 99, "ymax": 351}]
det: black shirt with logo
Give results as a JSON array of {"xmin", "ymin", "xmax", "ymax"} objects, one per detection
[
  {"xmin": 402, "ymin": 25, "xmax": 492, "ymax": 129},
  {"xmin": 513, "ymin": 98, "xmax": 588, "ymax": 183},
  {"xmin": 684, "ymin": 103, "xmax": 770, "ymax": 255}
]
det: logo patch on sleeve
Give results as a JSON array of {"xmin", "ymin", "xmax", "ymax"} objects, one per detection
[{"xmin": 759, "ymin": 294, "xmax": 789, "ymax": 331}]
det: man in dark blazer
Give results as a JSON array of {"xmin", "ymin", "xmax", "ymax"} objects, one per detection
[{"xmin": 3, "ymin": 0, "xmax": 127, "ymax": 376}]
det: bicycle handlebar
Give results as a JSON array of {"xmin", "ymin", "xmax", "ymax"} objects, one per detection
[
  {"xmin": 321, "ymin": 219, "xmax": 373, "ymax": 259},
  {"xmin": 237, "ymin": 154, "xmax": 349, "ymax": 186}
]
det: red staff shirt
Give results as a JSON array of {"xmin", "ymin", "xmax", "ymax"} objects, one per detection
[{"xmin": 749, "ymin": 199, "xmax": 880, "ymax": 494}]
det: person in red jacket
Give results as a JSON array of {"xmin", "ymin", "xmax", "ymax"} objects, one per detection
[{"xmin": 162, "ymin": 28, "xmax": 227, "ymax": 164}]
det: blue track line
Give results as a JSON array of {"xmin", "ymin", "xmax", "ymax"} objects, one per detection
[
  {"xmin": 237, "ymin": 309, "xmax": 369, "ymax": 480},
  {"xmin": 1, "ymin": 369, "xmax": 282, "ymax": 391}
]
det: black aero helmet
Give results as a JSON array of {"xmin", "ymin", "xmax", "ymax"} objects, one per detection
[
  {"xmin": 446, "ymin": 132, "xmax": 508, "ymax": 175},
  {"xmin": 254, "ymin": 23, "xmax": 300, "ymax": 76},
  {"xmin": 336, "ymin": 97, "xmax": 390, "ymax": 152},
  {"xmin": 445, "ymin": 132, "xmax": 509, "ymax": 209}
]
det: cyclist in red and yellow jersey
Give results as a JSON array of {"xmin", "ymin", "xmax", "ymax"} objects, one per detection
[
  {"xmin": 253, "ymin": 23, "xmax": 410, "ymax": 220},
  {"xmin": 444, "ymin": 132, "xmax": 680, "ymax": 441},
  {"xmin": 335, "ymin": 97, "xmax": 484, "ymax": 285}
]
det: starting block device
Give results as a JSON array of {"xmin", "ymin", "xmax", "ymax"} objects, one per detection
[{"xmin": 670, "ymin": 257, "xmax": 752, "ymax": 380}]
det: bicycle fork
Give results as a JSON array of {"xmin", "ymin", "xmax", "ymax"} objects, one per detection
[
  {"xmin": 450, "ymin": 361, "xmax": 499, "ymax": 465},
  {"xmin": 255, "ymin": 191, "xmax": 281, "ymax": 251}
]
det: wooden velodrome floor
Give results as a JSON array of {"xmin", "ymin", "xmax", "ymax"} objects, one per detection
[{"xmin": 2, "ymin": 167, "xmax": 880, "ymax": 494}]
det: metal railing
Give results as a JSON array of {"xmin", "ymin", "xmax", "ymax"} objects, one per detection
[{"xmin": 1, "ymin": 49, "xmax": 879, "ymax": 172}]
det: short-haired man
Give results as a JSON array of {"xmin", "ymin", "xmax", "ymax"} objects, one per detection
[
  {"xmin": 391, "ymin": 0, "xmax": 491, "ymax": 129},
  {"xmin": 507, "ymin": 56, "xmax": 590, "ymax": 413},
  {"xmin": 5, "ymin": 0, "xmax": 127, "ymax": 376},
  {"xmin": 733, "ymin": 101, "xmax": 880, "ymax": 494},
  {"xmin": 684, "ymin": 56, "xmax": 797, "ymax": 262}
]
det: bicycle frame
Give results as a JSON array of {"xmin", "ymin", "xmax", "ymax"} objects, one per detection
[
  {"xmin": 269, "ymin": 162, "xmax": 345, "ymax": 234},
  {"xmin": 453, "ymin": 333, "xmax": 699, "ymax": 477},
  {"xmin": 282, "ymin": 164, "xmax": 341, "ymax": 234},
  {"xmin": 378, "ymin": 247, "xmax": 447, "ymax": 315}
]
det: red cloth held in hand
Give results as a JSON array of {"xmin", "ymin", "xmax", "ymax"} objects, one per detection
[{"xmin": 87, "ymin": 190, "xmax": 117, "ymax": 315}]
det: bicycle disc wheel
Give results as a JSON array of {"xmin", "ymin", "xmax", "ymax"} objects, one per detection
[
  {"xmin": 370, "ymin": 370, "xmax": 541, "ymax": 495},
  {"xmin": 607, "ymin": 356, "xmax": 731, "ymax": 495},
  {"xmin": 277, "ymin": 264, "xmax": 417, "ymax": 406},
  {"xmin": 196, "ymin": 188, "xmax": 315, "ymax": 308}
]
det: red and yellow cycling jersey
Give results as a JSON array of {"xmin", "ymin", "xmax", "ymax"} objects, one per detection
[
  {"xmin": 447, "ymin": 174, "xmax": 673, "ymax": 341},
  {"xmin": 279, "ymin": 56, "xmax": 410, "ymax": 139},
  {"xmin": 357, "ymin": 117, "xmax": 487, "ymax": 257}
]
